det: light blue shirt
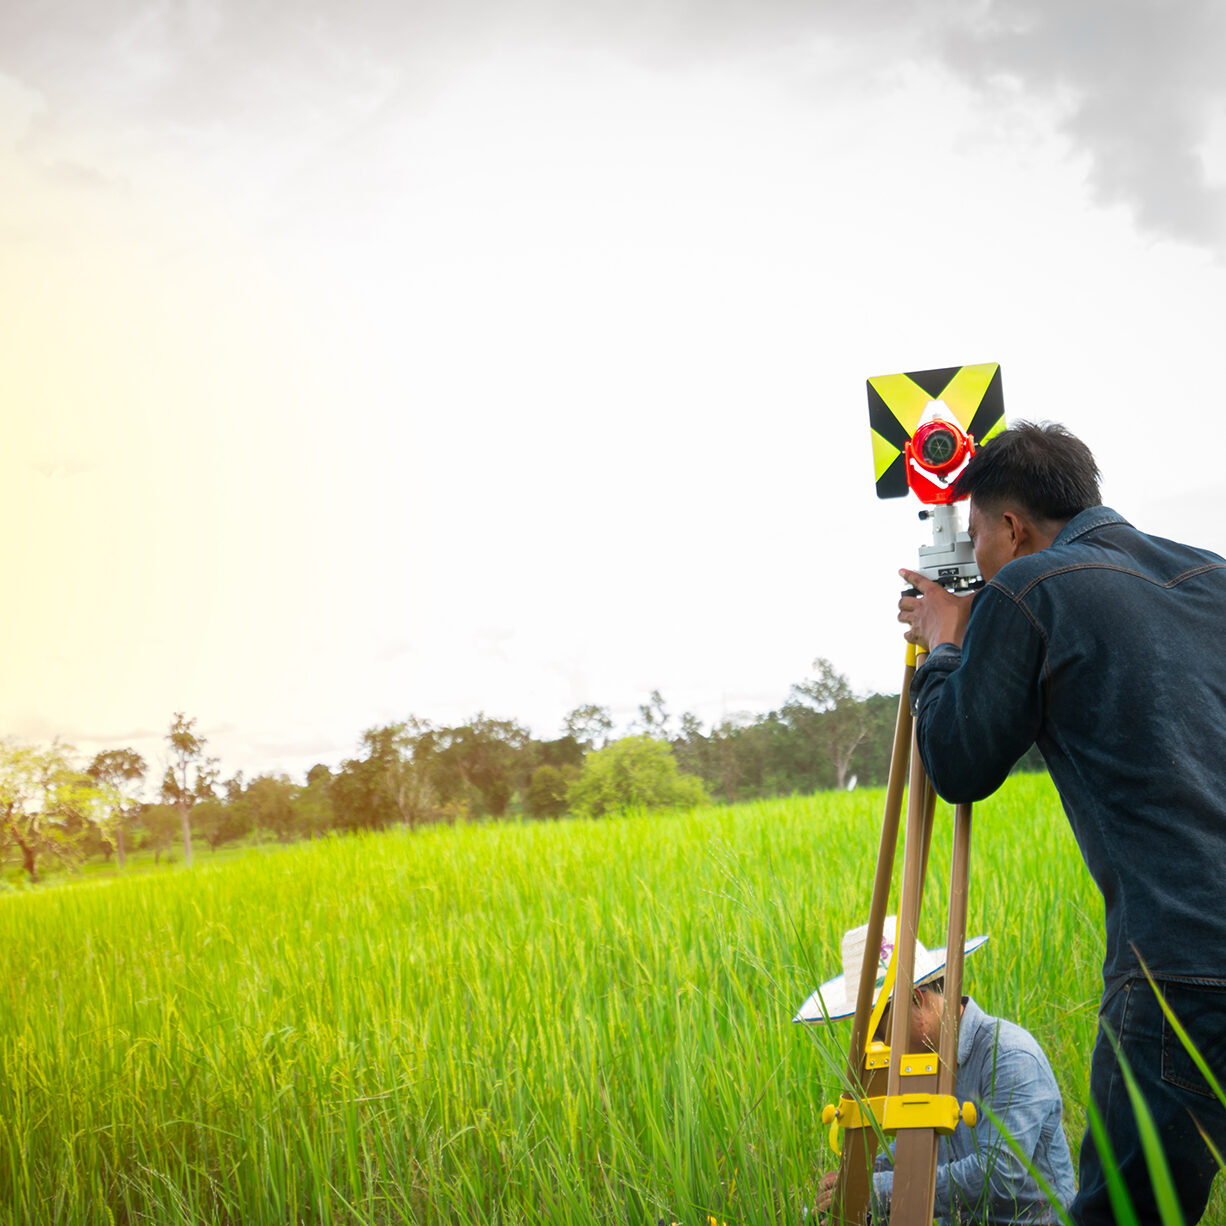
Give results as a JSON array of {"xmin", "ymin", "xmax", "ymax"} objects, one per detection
[{"xmin": 872, "ymin": 997, "xmax": 1075, "ymax": 1224}]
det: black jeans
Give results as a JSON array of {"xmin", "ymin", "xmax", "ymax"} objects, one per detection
[{"xmin": 1070, "ymin": 975, "xmax": 1226, "ymax": 1225}]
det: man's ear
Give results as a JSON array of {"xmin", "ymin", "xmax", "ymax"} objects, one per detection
[{"xmin": 1001, "ymin": 510, "xmax": 1033, "ymax": 558}]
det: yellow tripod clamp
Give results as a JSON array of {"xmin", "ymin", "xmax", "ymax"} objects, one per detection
[{"xmin": 820, "ymin": 1091, "xmax": 976, "ymax": 1155}]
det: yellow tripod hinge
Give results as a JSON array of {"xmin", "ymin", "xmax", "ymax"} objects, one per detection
[
  {"xmin": 820, "ymin": 1087, "xmax": 977, "ymax": 1153},
  {"xmin": 822, "ymin": 1093, "xmax": 880, "ymax": 1135},
  {"xmin": 864, "ymin": 1039, "xmax": 890, "ymax": 1071}
]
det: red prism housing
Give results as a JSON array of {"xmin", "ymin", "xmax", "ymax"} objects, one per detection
[{"xmin": 904, "ymin": 418, "xmax": 975, "ymax": 505}]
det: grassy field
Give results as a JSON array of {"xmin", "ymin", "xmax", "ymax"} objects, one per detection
[{"xmin": 0, "ymin": 776, "xmax": 1206, "ymax": 1224}]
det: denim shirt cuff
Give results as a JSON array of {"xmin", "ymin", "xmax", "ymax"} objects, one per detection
[{"xmin": 909, "ymin": 642, "xmax": 962, "ymax": 715}]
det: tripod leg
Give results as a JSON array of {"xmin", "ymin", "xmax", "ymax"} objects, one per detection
[
  {"xmin": 937, "ymin": 803, "xmax": 973, "ymax": 1083},
  {"xmin": 826, "ymin": 659, "xmax": 916, "ymax": 1226},
  {"xmin": 845, "ymin": 667, "xmax": 914, "ymax": 1072},
  {"xmin": 884, "ymin": 711, "xmax": 942, "ymax": 1226},
  {"xmin": 886, "ymin": 797, "xmax": 975, "ymax": 1226},
  {"xmin": 827, "ymin": 1064, "xmax": 887, "ymax": 1225},
  {"xmin": 915, "ymin": 778, "xmax": 939, "ymax": 918}
]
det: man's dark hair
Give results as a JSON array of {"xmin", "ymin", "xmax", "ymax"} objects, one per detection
[{"xmin": 951, "ymin": 421, "xmax": 1102, "ymax": 522}]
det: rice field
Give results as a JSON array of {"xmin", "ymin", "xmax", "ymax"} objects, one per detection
[{"xmin": 0, "ymin": 776, "xmax": 1202, "ymax": 1224}]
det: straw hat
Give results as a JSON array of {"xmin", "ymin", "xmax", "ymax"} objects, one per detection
[{"xmin": 794, "ymin": 915, "xmax": 989, "ymax": 1024}]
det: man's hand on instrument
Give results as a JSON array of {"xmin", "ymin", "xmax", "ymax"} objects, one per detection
[{"xmin": 897, "ymin": 569, "xmax": 974, "ymax": 651}]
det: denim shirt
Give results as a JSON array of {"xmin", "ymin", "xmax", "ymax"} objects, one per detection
[
  {"xmin": 872, "ymin": 997, "xmax": 1075, "ymax": 1224},
  {"xmin": 910, "ymin": 507, "xmax": 1226, "ymax": 989}
]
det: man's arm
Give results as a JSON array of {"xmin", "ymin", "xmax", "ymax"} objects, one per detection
[
  {"xmin": 931, "ymin": 1046, "xmax": 1062, "ymax": 1220},
  {"xmin": 908, "ymin": 583, "xmax": 1046, "ymax": 803}
]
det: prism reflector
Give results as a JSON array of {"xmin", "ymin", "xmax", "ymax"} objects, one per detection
[{"xmin": 866, "ymin": 363, "xmax": 1004, "ymax": 500}]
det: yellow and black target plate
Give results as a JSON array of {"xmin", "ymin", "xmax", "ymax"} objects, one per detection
[{"xmin": 866, "ymin": 363, "xmax": 1006, "ymax": 499}]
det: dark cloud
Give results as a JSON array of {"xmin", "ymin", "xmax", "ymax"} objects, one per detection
[{"xmin": 935, "ymin": 0, "xmax": 1226, "ymax": 249}]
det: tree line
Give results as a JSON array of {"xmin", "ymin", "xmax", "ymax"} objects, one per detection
[{"xmin": 0, "ymin": 659, "xmax": 1044, "ymax": 883}]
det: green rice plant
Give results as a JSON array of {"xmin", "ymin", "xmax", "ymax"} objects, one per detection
[
  {"xmin": 1082, "ymin": 1093, "xmax": 1140, "ymax": 1226},
  {"xmin": 0, "ymin": 775, "xmax": 1214, "ymax": 1224}
]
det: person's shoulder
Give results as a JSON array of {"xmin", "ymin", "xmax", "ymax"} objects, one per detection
[
  {"xmin": 988, "ymin": 506, "xmax": 1128, "ymax": 593},
  {"xmin": 985, "ymin": 1014, "xmax": 1045, "ymax": 1056},
  {"xmin": 967, "ymin": 1007, "xmax": 1057, "ymax": 1084},
  {"xmin": 965, "ymin": 1000, "xmax": 1039, "ymax": 1057}
]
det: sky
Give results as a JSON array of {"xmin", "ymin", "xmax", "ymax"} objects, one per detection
[{"xmin": 3, "ymin": 0, "xmax": 1226, "ymax": 789}]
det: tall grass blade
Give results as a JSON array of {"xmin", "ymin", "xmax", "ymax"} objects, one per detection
[
  {"xmin": 1101, "ymin": 1023, "xmax": 1184, "ymax": 1226},
  {"xmin": 1083, "ymin": 1094, "xmax": 1140, "ymax": 1226}
]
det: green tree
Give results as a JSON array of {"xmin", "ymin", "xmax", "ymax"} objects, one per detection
[
  {"xmin": 843, "ymin": 693, "xmax": 903, "ymax": 788},
  {"xmin": 532, "ymin": 736, "xmax": 585, "ymax": 771},
  {"xmin": 305, "ymin": 763, "xmax": 333, "ymax": 788},
  {"xmin": 330, "ymin": 758, "xmax": 386, "ymax": 833},
  {"xmin": 193, "ymin": 796, "xmax": 252, "ymax": 852},
  {"xmin": 369, "ymin": 722, "xmax": 440, "ymax": 828},
  {"xmin": 0, "ymin": 740, "xmax": 114, "ymax": 882},
  {"xmin": 562, "ymin": 704, "xmax": 613, "ymax": 750},
  {"xmin": 160, "ymin": 713, "xmax": 218, "ymax": 867},
  {"xmin": 294, "ymin": 768, "xmax": 335, "ymax": 839},
  {"xmin": 86, "ymin": 748, "xmax": 147, "ymax": 868},
  {"xmin": 635, "ymin": 689, "xmax": 671, "ymax": 739},
  {"xmin": 245, "ymin": 774, "xmax": 296, "ymax": 842},
  {"xmin": 671, "ymin": 711, "xmax": 707, "ymax": 776},
  {"xmin": 709, "ymin": 719, "xmax": 751, "ymax": 803},
  {"xmin": 418, "ymin": 716, "xmax": 530, "ymax": 818},
  {"xmin": 141, "ymin": 803, "xmax": 181, "ymax": 863},
  {"xmin": 782, "ymin": 658, "xmax": 870, "ymax": 790},
  {"xmin": 332, "ymin": 722, "xmax": 437, "ymax": 831},
  {"xmin": 457, "ymin": 716, "xmax": 530, "ymax": 817},
  {"xmin": 524, "ymin": 764, "xmax": 572, "ymax": 818},
  {"xmin": 567, "ymin": 735, "xmax": 707, "ymax": 819}
]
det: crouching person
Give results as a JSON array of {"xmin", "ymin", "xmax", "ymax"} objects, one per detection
[{"xmin": 799, "ymin": 918, "xmax": 1075, "ymax": 1224}]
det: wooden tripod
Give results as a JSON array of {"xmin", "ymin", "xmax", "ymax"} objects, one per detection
[{"xmin": 820, "ymin": 644, "xmax": 976, "ymax": 1226}]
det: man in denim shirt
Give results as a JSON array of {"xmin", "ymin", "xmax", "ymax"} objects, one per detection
[{"xmin": 897, "ymin": 422, "xmax": 1226, "ymax": 1224}]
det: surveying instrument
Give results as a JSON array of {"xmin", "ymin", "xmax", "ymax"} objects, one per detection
[{"xmin": 797, "ymin": 363, "xmax": 1005, "ymax": 1225}]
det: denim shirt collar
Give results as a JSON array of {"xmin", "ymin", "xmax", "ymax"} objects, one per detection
[
  {"xmin": 957, "ymin": 994, "xmax": 984, "ymax": 1066},
  {"xmin": 1051, "ymin": 505, "xmax": 1129, "ymax": 548}
]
